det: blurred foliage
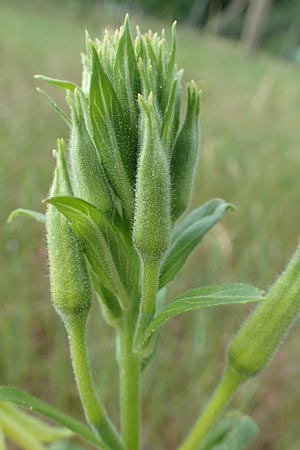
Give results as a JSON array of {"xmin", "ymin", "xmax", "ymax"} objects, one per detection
[
  {"xmin": 1, "ymin": 1, "xmax": 300, "ymax": 449},
  {"xmin": 74, "ymin": 0, "xmax": 300, "ymax": 59}
]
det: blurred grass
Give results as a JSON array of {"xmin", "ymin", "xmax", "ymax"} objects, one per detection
[{"xmin": 1, "ymin": 1, "xmax": 300, "ymax": 449}]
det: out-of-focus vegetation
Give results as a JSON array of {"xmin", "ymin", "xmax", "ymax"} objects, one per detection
[
  {"xmin": 81, "ymin": 0, "xmax": 300, "ymax": 59},
  {"xmin": 1, "ymin": 0, "xmax": 300, "ymax": 449}
]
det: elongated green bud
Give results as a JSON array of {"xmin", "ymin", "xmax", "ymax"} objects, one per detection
[
  {"xmin": 133, "ymin": 92, "xmax": 171, "ymax": 261},
  {"xmin": 67, "ymin": 89, "xmax": 114, "ymax": 217},
  {"xmin": 228, "ymin": 245, "xmax": 300, "ymax": 378},
  {"xmin": 171, "ymin": 81, "xmax": 201, "ymax": 222},
  {"xmin": 89, "ymin": 43, "xmax": 135, "ymax": 220},
  {"xmin": 46, "ymin": 139, "xmax": 92, "ymax": 319}
]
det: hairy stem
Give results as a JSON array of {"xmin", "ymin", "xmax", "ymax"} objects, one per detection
[
  {"xmin": 179, "ymin": 366, "xmax": 245, "ymax": 450},
  {"xmin": 118, "ymin": 313, "xmax": 141, "ymax": 450},
  {"xmin": 67, "ymin": 316, "xmax": 124, "ymax": 450},
  {"xmin": 135, "ymin": 258, "xmax": 160, "ymax": 350}
]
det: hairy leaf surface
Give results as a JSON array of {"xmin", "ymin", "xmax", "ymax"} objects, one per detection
[
  {"xmin": 139, "ymin": 284, "xmax": 264, "ymax": 349},
  {"xmin": 160, "ymin": 199, "xmax": 234, "ymax": 287}
]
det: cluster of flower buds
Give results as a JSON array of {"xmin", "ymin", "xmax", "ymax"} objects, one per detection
[{"xmin": 44, "ymin": 15, "xmax": 201, "ymax": 329}]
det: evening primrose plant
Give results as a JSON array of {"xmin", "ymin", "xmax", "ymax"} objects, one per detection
[{"xmin": 4, "ymin": 15, "xmax": 300, "ymax": 450}]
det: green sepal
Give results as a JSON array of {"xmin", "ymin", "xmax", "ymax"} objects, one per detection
[
  {"xmin": 46, "ymin": 196, "xmax": 135, "ymax": 310},
  {"xmin": 34, "ymin": 75, "xmax": 77, "ymax": 91},
  {"xmin": 136, "ymin": 284, "xmax": 264, "ymax": 352},
  {"xmin": 67, "ymin": 88, "xmax": 114, "ymax": 217},
  {"xmin": 198, "ymin": 412, "xmax": 259, "ymax": 450},
  {"xmin": 113, "ymin": 15, "xmax": 140, "ymax": 142},
  {"xmin": 0, "ymin": 387, "xmax": 102, "ymax": 448},
  {"xmin": 161, "ymin": 69, "xmax": 183, "ymax": 156},
  {"xmin": 160, "ymin": 199, "xmax": 234, "ymax": 288},
  {"xmin": 36, "ymin": 88, "xmax": 71, "ymax": 127},
  {"xmin": 92, "ymin": 273, "xmax": 123, "ymax": 327},
  {"xmin": 7, "ymin": 208, "xmax": 46, "ymax": 224},
  {"xmin": 171, "ymin": 81, "xmax": 201, "ymax": 222},
  {"xmin": 161, "ymin": 21, "xmax": 177, "ymax": 111},
  {"xmin": 89, "ymin": 43, "xmax": 135, "ymax": 219}
]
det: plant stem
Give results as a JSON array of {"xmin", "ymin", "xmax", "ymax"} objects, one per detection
[
  {"xmin": 135, "ymin": 258, "xmax": 160, "ymax": 350},
  {"xmin": 118, "ymin": 313, "xmax": 141, "ymax": 450},
  {"xmin": 67, "ymin": 315, "xmax": 124, "ymax": 450},
  {"xmin": 179, "ymin": 366, "xmax": 246, "ymax": 450}
]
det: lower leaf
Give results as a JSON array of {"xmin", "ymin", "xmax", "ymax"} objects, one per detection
[
  {"xmin": 0, "ymin": 387, "xmax": 101, "ymax": 449},
  {"xmin": 198, "ymin": 412, "xmax": 259, "ymax": 450}
]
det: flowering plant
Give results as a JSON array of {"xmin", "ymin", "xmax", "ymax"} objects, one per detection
[{"xmin": 4, "ymin": 15, "xmax": 300, "ymax": 450}]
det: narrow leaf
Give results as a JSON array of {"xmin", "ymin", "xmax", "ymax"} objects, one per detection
[
  {"xmin": 139, "ymin": 284, "xmax": 264, "ymax": 349},
  {"xmin": 198, "ymin": 412, "xmax": 259, "ymax": 450},
  {"xmin": 48, "ymin": 442, "xmax": 87, "ymax": 450},
  {"xmin": 0, "ymin": 408, "xmax": 45, "ymax": 450},
  {"xmin": 46, "ymin": 196, "xmax": 134, "ymax": 310},
  {"xmin": 0, "ymin": 403, "xmax": 72, "ymax": 443},
  {"xmin": 0, "ymin": 387, "xmax": 101, "ymax": 448},
  {"xmin": 160, "ymin": 199, "xmax": 234, "ymax": 287},
  {"xmin": 7, "ymin": 209, "xmax": 46, "ymax": 224},
  {"xmin": 0, "ymin": 427, "xmax": 7, "ymax": 450},
  {"xmin": 36, "ymin": 88, "xmax": 71, "ymax": 127},
  {"xmin": 34, "ymin": 75, "xmax": 77, "ymax": 91}
]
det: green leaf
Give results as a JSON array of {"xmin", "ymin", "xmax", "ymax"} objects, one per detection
[
  {"xmin": 198, "ymin": 412, "xmax": 259, "ymax": 450},
  {"xmin": 138, "ymin": 284, "xmax": 264, "ymax": 350},
  {"xmin": 7, "ymin": 208, "xmax": 46, "ymax": 224},
  {"xmin": 0, "ymin": 403, "xmax": 72, "ymax": 443},
  {"xmin": 36, "ymin": 88, "xmax": 71, "ymax": 127},
  {"xmin": 160, "ymin": 199, "xmax": 234, "ymax": 287},
  {"xmin": 34, "ymin": 75, "xmax": 77, "ymax": 91},
  {"xmin": 46, "ymin": 196, "xmax": 135, "ymax": 310},
  {"xmin": 48, "ymin": 442, "xmax": 87, "ymax": 450},
  {"xmin": 0, "ymin": 387, "xmax": 101, "ymax": 448},
  {"xmin": 0, "ymin": 427, "xmax": 7, "ymax": 450}
]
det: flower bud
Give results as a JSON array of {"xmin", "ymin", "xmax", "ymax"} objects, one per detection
[
  {"xmin": 228, "ymin": 245, "xmax": 300, "ymax": 378},
  {"xmin": 67, "ymin": 89, "xmax": 114, "ymax": 217},
  {"xmin": 171, "ymin": 81, "xmax": 201, "ymax": 223},
  {"xmin": 133, "ymin": 92, "xmax": 171, "ymax": 261},
  {"xmin": 46, "ymin": 139, "xmax": 92, "ymax": 319},
  {"xmin": 89, "ymin": 43, "xmax": 136, "ymax": 220}
]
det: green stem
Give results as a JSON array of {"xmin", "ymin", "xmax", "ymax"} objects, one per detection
[
  {"xmin": 67, "ymin": 315, "xmax": 124, "ymax": 450},
  {"xmin": 179, "ymin": 366, "xmax": 246, "ymax": 450},
  {"xmin": 134, "ymin": 258, "xmax": 160, "ymax": 351},
  {"xmin": 118, "ymin": 313, "xmax": 141, "ymax": 450}
]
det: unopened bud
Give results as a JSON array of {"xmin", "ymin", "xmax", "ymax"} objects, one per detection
[
  {"xmin": 171, "ymin": 81, "xmax": 201, "ymax": 222},
  {"xmin": 46, "ymin": 139, "xmax": 92, "ymax": 319},
  {"xmin": 228, "ymin": 245, "xmax": 300, "ymax": 378},
  {"xmin": 133, "ymin": 92, "xmax": 171, "ymax": 261},
  {"xmin": 67, "ymin": 89, "xmax": 114, "ymax": 217}
]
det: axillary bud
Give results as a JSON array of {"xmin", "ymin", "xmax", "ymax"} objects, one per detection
[
  {"xmin": 133, "ymin": 92, "xmax": 171, "ymax": 262},
  {"xmin": 46, "ymin": 139, "xmax": 92, "ymax": 320},
  {"xmin": 228, "ymin": 245, "xmax": 300, "ymax": 378}
]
